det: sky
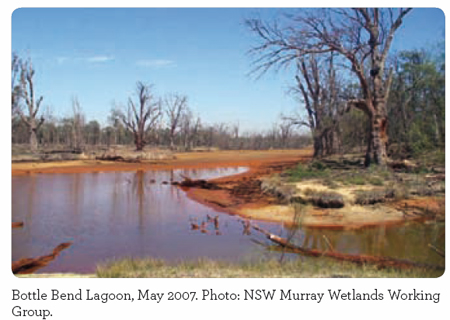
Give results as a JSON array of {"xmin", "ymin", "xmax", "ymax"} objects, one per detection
[{"xmin": 11, "ymin": 8, "xmax": 445, "ymax": 132}]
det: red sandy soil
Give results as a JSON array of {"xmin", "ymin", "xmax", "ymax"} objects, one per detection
[{"xmin": 11, "ymin": 149, "xmax": 310, "ymax": 176}]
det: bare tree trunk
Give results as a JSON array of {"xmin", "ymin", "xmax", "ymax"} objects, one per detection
[
  {"xmin": 134, "ymin": 134, "xmax": 145, "ymax": 151},
  {"xmin": 29, "ymin": 127, "xmax": 38, "ymax": 152},
  {"xmin": 312, "ymin": 133, "xmax": 323, "ymax": 158},
  {"xmin": 367, "ymin": 72, "xmax": 389, "ymax": 166},
  {"xmin": 433, "ymin": 113, "xmax": 440, "ymax": 146}
]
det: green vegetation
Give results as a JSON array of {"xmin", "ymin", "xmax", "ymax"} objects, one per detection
[
  {"xmin": 96, "ymin": 257, "xmax": 443, "ymax": 278},
  {"xmin": 286, "ymin": 162, "xmax": 329, "ymax": 182},
  {"xmin": 280, "ymin": 153, "xmax": 444, "ymax": 209},
  {"xmin": 287, "ymin": 160, "xmax": 395, "ymax": 187}
]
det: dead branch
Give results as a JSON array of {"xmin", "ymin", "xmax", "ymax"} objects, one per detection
[
  {"xmin": 12, "ymin": 222, "xmax": 24, "ymax": 229},
  {"xmin": 428, "ymin": 244, "xmax": 445, "ymax": 258},
  {"xmin": 12, "ymin": 242, "xmax": 72, "ymax": 274},
  {"xmin": 252, "ymin": 224, "xmax": 444, "ymax": 271}
]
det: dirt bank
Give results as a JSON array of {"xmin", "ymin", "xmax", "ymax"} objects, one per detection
[{"xmin": 178, "ymin": 152, "xmax": 444, "ymax": 229}]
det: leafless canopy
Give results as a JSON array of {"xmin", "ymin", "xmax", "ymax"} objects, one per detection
[
  {"xmin": 14, "ymin": 58, "xmax": 45, "ymax": 151},
  {"xmin": 118, "ymin": 82, "xmax": 162, "ymax": 150},
  {"xmin": 247, "ymin": 8, "xmax": 411, "ymax": 100},
  {"xmin": 164, "ymin": 93, "xmax": 188, "ymax": 149},
  {"xmin": 11, "ymin": 53, "xmax": 21, "ymax": 118}
]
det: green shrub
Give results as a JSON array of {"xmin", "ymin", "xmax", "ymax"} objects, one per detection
[{"xmin": 368, "ymin": 177, "xmax": 384, "ymax": 186}]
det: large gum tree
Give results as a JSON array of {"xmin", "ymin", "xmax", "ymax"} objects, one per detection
[{"xmin": 247, "ymin": 8, "xmax": 412, "ymax": 166}]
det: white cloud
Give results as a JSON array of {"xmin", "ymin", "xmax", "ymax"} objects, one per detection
[
  {"xmin": 56, "ymin": 57, "xmax": 69, "ymax": 65},
  {"xmin": 136, "ymin": 59, "xmax": 176, "ymax": 68},
  {"xmin": 86, "ymin": 55, "xmax": 114, "ymax": 63}
]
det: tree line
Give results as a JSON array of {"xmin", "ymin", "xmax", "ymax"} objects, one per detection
[{"xmin": 11, "ymin": 60, "xmax": 310, "ymax": 152}]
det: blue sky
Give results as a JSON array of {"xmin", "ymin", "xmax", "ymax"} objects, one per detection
[{"xmin": 11, "ymin": 8, "xmax": 445, "ymax": 132}]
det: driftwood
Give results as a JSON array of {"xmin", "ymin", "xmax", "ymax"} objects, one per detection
[
  {"xmin": 12, "ymin": 242, "xmax": 72, "ymax": 274},
  {"xmin": 252, "ymin": 225, "xmax": 444, "ymax": 271},
  {"xmin": 12, "ymin": 222, "xmax": 24, "ymax": 229}
]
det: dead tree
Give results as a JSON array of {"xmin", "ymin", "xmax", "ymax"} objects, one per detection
[
  {"xmin": 17, "ymin": 59, "xmax": 44, "ymax": 152},
  {"xmin": 117, "ymin": 82, "xmax": 161, "ymax": 151},
  {"xmin": 71, "ymin": 96, "xmax": 85, "ymax": 151},
  {"xmin": 11, "ymin": 53, "xmax": 21, "ymax": 120},
  {"xmin": 164, "ymin": 93, "xmax": 187, "ymax": 150},
  {"xmin": 286, "ymin": 54, "xmax": 342, "ymax": 157},
  {"xmin": 247, "ymin": 8, "xmax": 412, "ymax": 166},
  {"xmin": 279, "ymin": 120, "xmax": 294, "ymax": 149},
  {"xmin": 181, "ymin": 110, "xmax": 201, "ymax": 151}
]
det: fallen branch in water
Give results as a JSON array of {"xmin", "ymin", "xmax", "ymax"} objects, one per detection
[
  {"xmin": 12, "ymin": 242, "xmax": 72, "ymax": 274},
  {"xmin": 252, "ymin": 224, "xmax": 444, "ymax": 271},
  {"xmin": 12, "ymin": 222, "xmax": 24, "ymax": 229}
]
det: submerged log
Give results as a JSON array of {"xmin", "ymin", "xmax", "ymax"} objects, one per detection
[
  {"xmin": 252, "ymin": 225, "xmax": 444, "ymax": 271},
  {"xmin": 12, "ymin": 242, "xmax": 72, "ymax": 274}
]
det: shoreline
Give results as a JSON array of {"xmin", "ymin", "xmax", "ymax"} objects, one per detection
[
  {"xmin": 11, "ymin": 149, "xmax": 310, "ymax": 176},
  {"xmin": 12, "ymin": 148, "xmax": 444, "ymax": 229}
]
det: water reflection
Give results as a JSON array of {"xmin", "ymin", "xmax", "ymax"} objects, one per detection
[
  {"xmin": 12, "ymin": 167, "xmax": 259, "ymax": 273},
  {"xmin": 282, "ymin": 223, "xmax": 444, "ymax": 265},
  {"xmin": 12, "ymin": 166, "xmax": 444, "ymax": 273}
]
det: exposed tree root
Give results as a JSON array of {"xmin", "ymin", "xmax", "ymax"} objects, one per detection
[
  {"xmin": 12, "ymin": 242, "xmax": 72, "ymax": 275},
  {"xmin": 252, "ymin": 224, "xmax": 444, "ymax": 271}
]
